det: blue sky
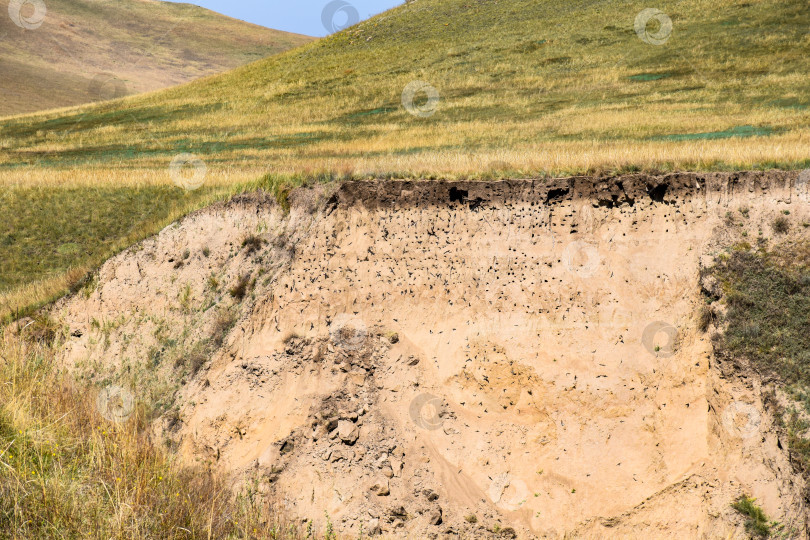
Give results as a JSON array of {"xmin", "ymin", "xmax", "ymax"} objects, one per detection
[{"xmin": 164, "ymin": 0, "xmax": 403, "ymax": 37}]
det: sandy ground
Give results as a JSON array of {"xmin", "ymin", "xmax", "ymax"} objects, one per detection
[{"xmin": 52, "ymin": 172, "xmax": 810, "ymax": 538}]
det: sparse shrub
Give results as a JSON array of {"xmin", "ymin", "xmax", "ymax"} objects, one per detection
[
  {"xmin": 211, "ymin": 307, "xmax": 237, "ymax": 348},
  {"xmin": 241, "ymin": 234, "xmax": 264, "ymax": 254},
  {"xmin": 25, "ymin": 314, "xmax": 59, "ymax": 346},
  {"xmin": 175, "ymin": 308, "xmax": 237, "ymax": 376},
  {"xmin": 164, "ymin": 407, "xmax": 183, "ymax": 432},
  {"xmin": 324, "ymin": 511, "xmax": 336, "ymax": 540},
  {"xmin": 202, "ymin": 246, "xmax": 210, "ymax": 257},
  {"xmin": 207, "ymin": 274, "xmax": 219, "ymax": 291},
  {"xmin": 274, "ymin": 183, "xmax": 292, "ymax": 214},
  {"xmin": 786, "ymin": 410, "xmax": 810, "ymax": 467},
  {"xmin": 772, "ymin": 216, "xmax": 790, "ymax": 234},
  {"xmin": 731, "ymin": 495, "xmax": 771, "ymax": 538},
  {"xmin": 465, "ymin": 514, "xmax": 478, "ymax": 524},
  {"xmin": 179, "ymin": 283, "xmax": 193, "ymax": 312},
  {"xmin": 698, "ymin": 305, "xmax": 714, "ymax": 332},
  {"xmin": 175, "ymin": 347, "xmax": 208, "ymax": 375},
  {"xmin": 148, "ymin": 345, "xmax": 163, "ymax": 367},
  {"xmin": 229, "ymin": 273, "xmax": 251, "ymax": 300}
]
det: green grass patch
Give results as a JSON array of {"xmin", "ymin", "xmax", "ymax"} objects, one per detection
[
  {"xmin": 627, "ymin": 72, "xmax": 672, "ymax": 81},
  {"xmin": 346, "ymin": 106, "xmax": 398, "ymax": 119},
  {"xmin": 767, "ymin": 98, "xmax": 810, "ymax": 110},
  {"xmin": 651, "ymin": 125, "xmax": 776, "ymax": 142}
]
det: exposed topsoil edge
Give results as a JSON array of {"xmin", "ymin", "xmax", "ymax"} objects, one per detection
[{"xmin": 325, "ymin": 171, "xmax": 799, "ymax": 210}]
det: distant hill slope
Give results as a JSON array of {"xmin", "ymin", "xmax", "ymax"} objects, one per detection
[
  {"xmin": 1, "ymin": 0, "xmax": 807, "ymax": 173},
  {"xmin": 0, "ymin": 0, "xmax": 313, "ymax": 116}
]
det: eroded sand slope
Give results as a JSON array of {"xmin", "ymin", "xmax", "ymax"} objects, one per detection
[{"xmin": 53, "ymin": 173, "xmax": 810, "ymax": 538}]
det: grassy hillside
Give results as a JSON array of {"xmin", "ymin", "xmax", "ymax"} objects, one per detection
[
  {"xmin": 1, "ymin": 0, "xmax": 809, "ymax": 319},
  {"xmin": 0, "ymin": 0, "xmax": 313, "ymax": 116},
  {"xmin": 1, "ymin": 0, "xmax": 808, "ymax": 173}
]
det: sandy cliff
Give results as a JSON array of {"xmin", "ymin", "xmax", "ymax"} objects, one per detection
[{"xmin": 52, "ymin": 172, "xmax": 810, "ymax": 538}]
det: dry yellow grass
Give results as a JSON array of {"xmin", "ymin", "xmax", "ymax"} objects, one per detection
[
  {"xmin": 0, "ymin": 167, "xmax": 261, "ymax": 188},
  {"xmin": 0, "ymin": 329, "xmax": 303, "ymax": 538}
]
